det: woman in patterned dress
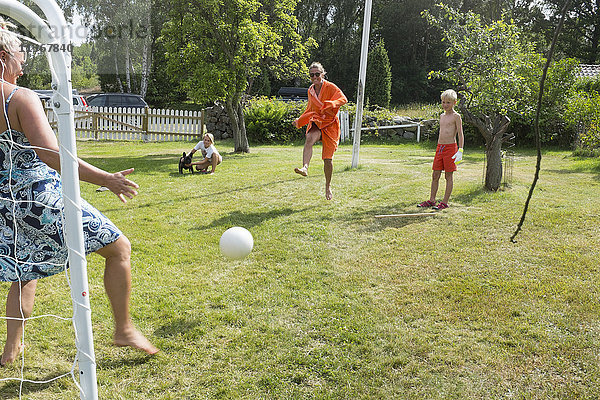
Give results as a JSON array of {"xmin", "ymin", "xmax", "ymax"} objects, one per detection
[{"xmin": 0, "ymin": 20, "xmax": 157, "ymax": 365}]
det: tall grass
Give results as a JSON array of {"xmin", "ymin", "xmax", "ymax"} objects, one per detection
[
  {"xmin": 0, "ymin": 140, "xmax": 598, "ymax": 399},
  {"xmin": 391, "ymin": 102, "xmax": 440, "ymax": 120}
]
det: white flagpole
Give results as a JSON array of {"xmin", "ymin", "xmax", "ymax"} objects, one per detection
[{"xmin": 351, "ymin": 0, "xmax": 373, "ymax": 168}]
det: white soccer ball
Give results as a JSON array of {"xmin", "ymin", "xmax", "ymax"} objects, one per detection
[{"xmin": 219, "ymin": 227, "xmax": 254, "ymax": 260}]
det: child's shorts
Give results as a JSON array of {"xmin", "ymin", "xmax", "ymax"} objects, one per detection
[{"xmin": 432, "ymin": 143, "xmax": 458, "ymax": 172}]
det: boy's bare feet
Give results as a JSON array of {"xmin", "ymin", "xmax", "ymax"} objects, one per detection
[
  {"xmin": 294, "ymin": 166, "xmax": 308, "ymax": 176},
  {"xmin": 1, "ymin": 343, "xmax": 24, "ymax": 366},
  {"xmin": 114, "ymin": 329, "xmax": 159, "ymax": 355},
  {"xmin": 325, "ymin": 187, "xmax": 333, "ymax": 200}
]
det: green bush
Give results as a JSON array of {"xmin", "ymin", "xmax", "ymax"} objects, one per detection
[
  {"xmin": 509, "ymin": 57, "xmax": 579, "ymax": 147},
  {"xmin": 244, "ymin": 97, "xmax": 306, "ymax": 144},
  {"xmin": 244, "ymin": 97, "xmax": 438, "ymax": 144},
  {"xmin": 365, "ymin": 39, "xmax": 392, "ymax": 108},
  {"xmin": 575, "ymin": 76, "xmax": 600, "ymax": 94},
  {"xmin": 565, "ymin": 91, "xmax": 600, "ymax": 154}
]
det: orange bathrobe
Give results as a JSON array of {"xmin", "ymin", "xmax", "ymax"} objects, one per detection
[{"xmin": 294, "ymin": 80, "xmax": 348, "ymax": 159}]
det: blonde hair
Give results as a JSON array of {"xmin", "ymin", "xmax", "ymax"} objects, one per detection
[
  {"xmin": 309, "ymin": 62, "xmax": 326, "ymax": 76},
  {"xmin": 0, "ymin": 18, "xmax": 21, "ymax": 53},
  {"xmin": 204, "ymin": 133, "xmax": 215, "ymax": 144},
  {"xmin": 441, "ymin": 89, "xmax": 457, "ymax": 102}
]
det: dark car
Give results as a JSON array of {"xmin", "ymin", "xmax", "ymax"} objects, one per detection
[
  {"xmin": 277, "ymin": 87, "xmax": 309, "ymax": 101},
  {"xmin": 86, "ymin": 93, "xmax": 148, "ymax": 108}
]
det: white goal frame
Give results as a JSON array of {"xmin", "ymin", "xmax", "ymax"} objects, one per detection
[{"xmin": 0, "ymin": 1, "xmax": 97, "ymax": 399}]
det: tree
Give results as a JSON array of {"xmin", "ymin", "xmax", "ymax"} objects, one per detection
[
  {"xmin": 162, "ymin": 0, "xmax": 313, "ymax": 152},
  {"xmin": 71, "ymin": 43, "xmax": 99, "ymax": 89},
  {"xmin": 539, "ymin": 0, "xmax": 599, "ymax": 63},
  {"xmin": 74, "ymin": 0, "xmax": 154, "ymax": 97},
  {"xmin": 365, "ymin": 39, "xmax": 392, "ymax": 108},
  {"xmin": 292, "ymin": 0, "xmax": 592, "ymax": 106},
  {"xmin": 295, "ymin": 0, "xmax": 363, "ymax": 99},
  {"xmin": 423, "ymin": 3, "xmax": 540, "ymax": 191},
  {"xmin": 372, "ymin": 0, "xmax": 449, "ymax": 104}
]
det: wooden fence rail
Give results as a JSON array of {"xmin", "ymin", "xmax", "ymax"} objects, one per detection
[{"xmin": 45, "ymin": 106, "xmax": 205, "ymax": 142}]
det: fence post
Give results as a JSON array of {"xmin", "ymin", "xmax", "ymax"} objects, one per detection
[
  {"xmin": 92, "ymin": 110, "xmax": 98, "ymax": 140},
  {"xmin": 143, "ymin": 106, "xmax": 149, "ymax": 142},
  {"xmin": 201, "ymin": 109, "xmax": 205, "ymax": 137}
]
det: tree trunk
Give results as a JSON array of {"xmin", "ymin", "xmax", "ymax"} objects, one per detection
[
  {"xmin": 590, "ymin": 0, "xmax": 600, "ymax": 63},
  {"xmin": 485, "ymin": 135, "xmax": 503, "ymax": 191},
  {"xmin": 125, "ymin": 41, "xmax": 132, "ymax": 93},
  {"xmin": 140, "ymin": 12, "xmax": 152, "ymax": 99},
  {"xmin": 457, "ymin": 96, "xmax": 510, "ymax": 191},
  {"xmin": 225, "ymin": 97, "xmax": 250, "ymax": 153},
  {"xmin": 114, "ymin": 51, "xmax": 124, "ymax": 93}
]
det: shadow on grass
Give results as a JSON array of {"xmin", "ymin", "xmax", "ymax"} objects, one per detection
[
  {"xmin": 101, "ymin": 177, "xmax": 301, "ymax": 213},
  {"xmin": 154, "ymin": 317, "xmax": 201, "ymax": 338},
  {"xmin": 97, "ymin": 354, "xmax": 155, "ymax": 369},
  {"xmin": 0, "ymin": 373, "xmax": 70, "ymax": 399},
  {"xmin": 545, "ymin": 157, "xmax": 600, "ymax": 180},
  {"xmin": 341, "ymin": 203, "xmax": 444, "ymax": 232},
  {"xmin": 195, "ymin": 207, "xmax": 313, "ymax": 231},
  {"xmin": 451, "ymin": 185, "xmax": 490, "ymax": 205},
  {"xmin": 84, "ymin": 151, "xmax": 261, "ymax": 176}
]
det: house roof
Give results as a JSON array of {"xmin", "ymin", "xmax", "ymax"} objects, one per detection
[{"xmin": 577, "ymin": 64, "xmax": 600, "ymax": 79}]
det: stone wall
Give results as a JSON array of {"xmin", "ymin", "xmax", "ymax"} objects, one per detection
[{"xmin": 204, "ymin": 103, "xmax": 233, "ymax": 140}]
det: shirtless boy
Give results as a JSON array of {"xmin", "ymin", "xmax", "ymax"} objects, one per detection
[{"xmin": 417, "ymin": 89, "xmax": 464, "ymax": 210}]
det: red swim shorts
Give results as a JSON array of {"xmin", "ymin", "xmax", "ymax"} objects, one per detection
[{"xmin": 432, "ymin": 143, "xmax": 458, "ymax": 172}]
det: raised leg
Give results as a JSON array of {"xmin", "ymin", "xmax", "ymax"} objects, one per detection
[
  {"xmin": 296, "ymin": 127, "xmax": 322, "ymax": 176},
  {"xmin": 96, "ymin": 236, "xmax": 158, "ymax": 355}
]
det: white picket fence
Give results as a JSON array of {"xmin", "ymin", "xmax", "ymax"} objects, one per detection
[
  {"xmin": 44, "ymin": 107, "xmax": 419, "ymax": 143},
  {"xmin": 45, "ymin": 106, "xmax": 205, "ymax": 142},
  {"xmin": 339, "ymin": 110, "xmax": 351, "ymax": 142}
]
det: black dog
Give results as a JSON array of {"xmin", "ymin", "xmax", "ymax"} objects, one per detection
[{"xmin": 178, "ymin": 152, "xmax": 194, "ymax": 174}]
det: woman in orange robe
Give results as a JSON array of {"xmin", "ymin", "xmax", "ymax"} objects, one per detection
[{"xmin": 294, "ymin": 62, "xmax": 347, "ymax": 200}]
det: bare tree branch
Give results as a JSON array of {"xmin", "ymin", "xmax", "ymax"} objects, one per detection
[{"xmin": 511, "ymin": 0, "xmax": 572, "ymax": 242}]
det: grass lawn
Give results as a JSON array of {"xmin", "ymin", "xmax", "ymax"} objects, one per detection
[{"xmin": 1, "ymin": 139, "xmax": 599, "ymax": 399}]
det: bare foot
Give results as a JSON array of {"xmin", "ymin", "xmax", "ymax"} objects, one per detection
[
  {"xmin": 325, "ymin": 187, "xmax": 333, "ymax": 200},
  {"xmin": 294, "ymin": 166, "xmax": 308, "ymax": 176},
  {"xmin": 114, "ymin": 329, "xmax": 159, "ymax": 355},
  {"xmin": 1, "ymin": 343, "xmax": 24, "ymax": 366}
]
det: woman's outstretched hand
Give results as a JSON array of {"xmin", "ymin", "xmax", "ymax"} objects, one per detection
[{"xmin": 106, "ymin": 168, "xmax": 139, "ymax": 203}]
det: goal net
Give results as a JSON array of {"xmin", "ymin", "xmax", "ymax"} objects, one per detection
[{"xmin": 0, "ymin": 0, "xmax": 97, "ymax": 399}]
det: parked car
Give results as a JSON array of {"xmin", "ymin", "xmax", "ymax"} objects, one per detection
[
  {"xmin": 72, "ymin": 94, "xmax": 88, "ymax": 108},
  {"xmin": 33, "ymin": 89, "xmax": 88, "ymax": 109},
  {"xmin": 86, "ymin": 93, "xmax": 148, "ymax": 108}
]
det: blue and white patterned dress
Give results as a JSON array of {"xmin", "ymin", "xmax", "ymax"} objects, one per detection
[{"xmin": 0, "ymin": 89, "xmax": 122, "ymax": 282}]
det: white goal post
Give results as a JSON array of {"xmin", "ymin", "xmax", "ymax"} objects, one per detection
[
  {"xmin": 0, "ymin": 1, "xmax": 97, "ymax": 399},
  {"xmin": 350, "ymin": 0, "xmax": 372, "ymax": 168}
]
